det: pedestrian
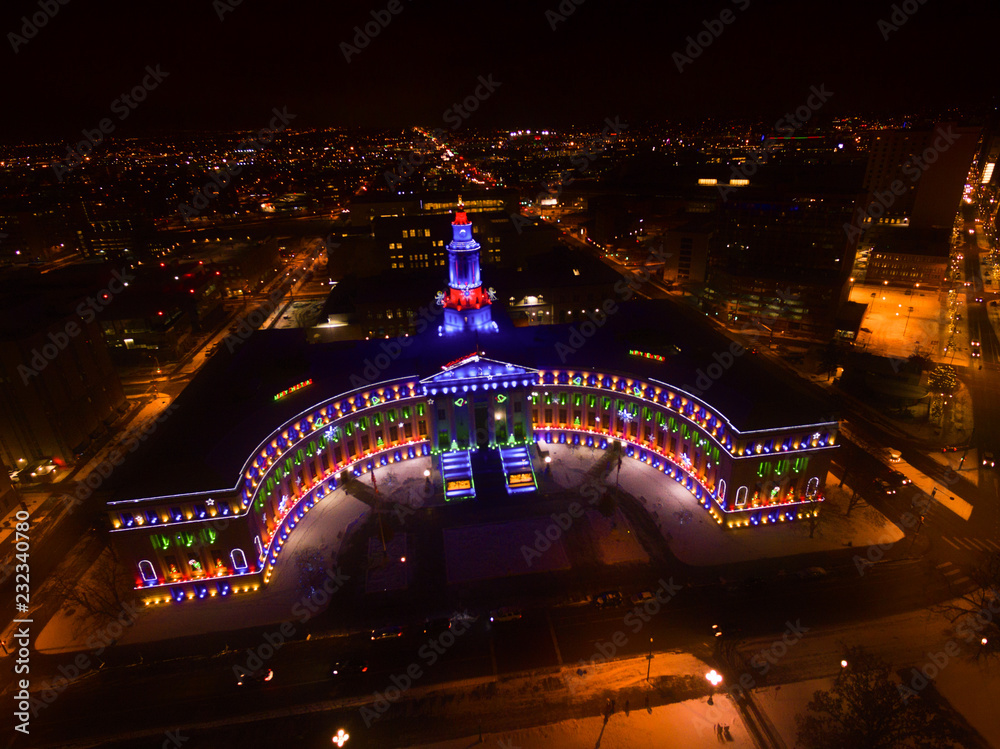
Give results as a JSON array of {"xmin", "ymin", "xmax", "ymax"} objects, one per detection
[
  {"xmin": 645, "ymin": 694, "xmax": 650, "ymax": 712},
  {"xmin": 609, "ymin": 698, "xmax": 615, "ymax": 715},
  {"xmin": 624, "ymin": 699, "xmax": 630, "ymax": 717}
]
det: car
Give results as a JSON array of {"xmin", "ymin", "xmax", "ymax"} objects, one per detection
[
  {"xmin": 422, "ymin": 617, "xmax": 452, "ymax": 636},
  {"xmin": 371, "ymin": 626, "xmax": 404, "ymax": 641},
  {"xmin": 488, "ymin": 607, "xmax": 523, "ymax": 623},
  {"xmin": 594, "ymin": 591, "xmax": 624, "ymax": 608},
  {"xmin": 888, "ymin": 470, "xmax": 911, "ymax": 487},
  {"xmin": 794, "ymin": 567, "xmax": 828, "ymax": 580},
  {"xmin": 630, "ymin": 590, "xmax": 655, "ymax": 606},
  {"xmin": 449, "ymin": 610, "xmax": 478, "ymax": 628},
  {"xmin": 330, "ymin": 659, "xmax": 368, "ymax": 677},
  {"xmin": 30, "ymin": 459, "xmax": 57, "ymax": 478},
  {"xmin": 983, "ymin": 451, "xmax": 995, "ymax": 468},
  {"xmin": 887, "ymin": 448, "xmax": 902, "ymax": 463},
  {"xmin": 875, "ymin": 478, "xmax": 896, "ymax": 495},
  {"xmin": 236, "ymin": 667, "xmax": 274, "ymax": 687}
]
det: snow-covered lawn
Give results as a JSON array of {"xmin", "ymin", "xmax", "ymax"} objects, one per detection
[{"xmin": 541, "ymin": 443, "xmax": 903, "ymax": 566}]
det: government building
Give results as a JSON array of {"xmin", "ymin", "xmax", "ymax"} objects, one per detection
[{"xmin": 105, "ymin": 209, "xmax": 839, "ymax": 605}]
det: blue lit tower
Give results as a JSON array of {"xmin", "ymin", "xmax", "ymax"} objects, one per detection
[{"xmin": 439, "ymin": 207, "xmax": 497, "ymax": 335}]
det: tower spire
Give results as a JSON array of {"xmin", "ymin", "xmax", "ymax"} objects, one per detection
[{"xmin": 438, "ymin": 205, "xmax": 496, "ymax": 335}]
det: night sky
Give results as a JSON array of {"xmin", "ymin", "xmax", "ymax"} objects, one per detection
[{"xmin": 3, "ymin": 0, "xmax": 998, "ymax": 140}]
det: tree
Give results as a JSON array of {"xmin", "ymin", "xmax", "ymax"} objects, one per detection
[
  {"xmin": 933, "ymin": 552, "xmax": 1000, "ymax": 662},
  {"xmin": 53, "ymin": 545, "xmax": 136, "ymax": 633},
  {"xmin": 928, "ymin": 365, "xmax": 958, "ymax": 395},
  {"xmin": 796, "ymin": 646, "xmax": 962, "ymax": 749},
  {"xmin": 907, "ymin": 351, "xmax": 934, "ymax": 373}
]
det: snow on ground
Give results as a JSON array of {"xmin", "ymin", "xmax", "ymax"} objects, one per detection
[
  {"xmin": 583, "ymin": 509, "xmax": 649, "ymax": 565},
  {"xmin": 935, "ymin": 653, "xmax": 1000, "ymax": 748},
  {"xmin": 542, "ymin": 443, "xmax": 903, "ymax": 566},
  {"xmin": 411, "ymin": 697, "xmax": 752, "ymax": 749},
  {"xmin": 929, "ymin": 449, "xmax": 981, "ymax": 488},
  {"xmin": 443, "ymin": 518, "xmax": 572, "ymax": 583},
  {"xmin": 412, "ymin": 651, "xmax": 752, "ymax": 749},
  {"xmin": 736, "ymin": 606, "xmax": 1000, "ymax": 747},
  {"xmin": 753, "ymin": 678, "xmax": 833, "ymax": 748},
  {"xmin": 36, "ymin": 489, "xmax": 370, "ymax": 652}
]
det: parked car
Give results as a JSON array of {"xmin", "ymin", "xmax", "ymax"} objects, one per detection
[
  {"xmin": 330, "ymin": 659, "xmax": 368, "ymax": 677},
  {"xmin": 630, "ymin": 590, "xmax": 655, "ymax": 606},
  {"xmin": 422, "ymin": 617, "xmax": 452, "ymax": 636},
  {"xmin": 983, "ymin": 451, "xmax": 995, "ymax": 468},
  {"xmin": 236, "ymin": 667, "xmax": 274, "ymax": 687},
  {"xmin": 594, "ymin": 591, "xmax": 624, "ymax": 608},
  {"xmin": 488, "ymin": 607, "xmax": 523, "ymax": 623},
  {"xmin": 371, "ymin": 626, "xmax": 404, "ymax": 641},
  {"xmin": 794, "ymin": 567, "xmax": 828, "ymax": 580}
]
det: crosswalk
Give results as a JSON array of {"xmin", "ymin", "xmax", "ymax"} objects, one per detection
[
  {"xmin": 940, "ymin": 536, "xmax": 1000, "ymax": 552},
  {"xmin": 936, "ymin": 561, "xmax": 971, "ymax": 586}
]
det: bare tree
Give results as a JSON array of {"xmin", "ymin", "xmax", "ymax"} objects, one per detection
[
  {"xmin": 933, "ymin": 552, "xmax": 1000, "ymax": 662},
  {"xmin": 796, "ymin": 646, "xmax": 963, "ymax": 749},
  {"xmin": 52, "ymin": 544, "xmax": 136, "ymax": 632}
]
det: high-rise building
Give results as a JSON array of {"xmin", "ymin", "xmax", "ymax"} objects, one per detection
[
  {"xmin": 861, "ymin": 123, "xmax": 981, "ymax": 230},
  {"xmin": 0, "ymin": 266, "xmax": 127, "ymax": 465}
]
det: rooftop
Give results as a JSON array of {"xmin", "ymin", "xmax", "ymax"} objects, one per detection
[{"xmin": 105, "ymin": 298, "xmax": 835, "ymax": 501}]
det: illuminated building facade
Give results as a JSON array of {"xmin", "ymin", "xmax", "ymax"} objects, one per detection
[
  {"xmin": 438, "ymin": 209, "xmax": 497, "ymax": 335},
  {"xmin": 106, "ymin": 212, "xmax": 838, "ymax": 606}
]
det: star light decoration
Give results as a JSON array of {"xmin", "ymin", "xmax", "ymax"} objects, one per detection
[
  {"xmin": 324, "ymin": 426, "xmax": 341, "ymax": 443},
  {"xmin": 206, "ymin": 498, "xmax": 215, "ymax": 506},
  {"xmin": 618, "ymin": 408, "xmax": 635, "ymax": 423}
]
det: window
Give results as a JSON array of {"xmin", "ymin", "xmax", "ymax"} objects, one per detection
[
  {"xmin": 806, "ymin": 477, "xmax": 819, "ymax": 498},
  {"xmin": 231, "ymin": 548, "xmax": 248, "ymax": 571},
  {"xmin": 735, "ymin": 486, "xmax": 748, "ymax": 508},
  {"xmin": 718, "ymin": 479, "xmax": 726, "ymax": 502},
  {"xmin": 138, "ymin": 560, "xmax": 157, "ymax": 583}
]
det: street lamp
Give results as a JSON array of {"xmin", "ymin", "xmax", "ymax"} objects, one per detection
[
  {"xmin": 646, "ymin": 637, "xmax": 654, "ymax": 681},
  {"xmin": 332, "ymin": 728, "xmax": 350, "ymax": 746},
  {"xmin": 706, "ymin": 669, "xmax": 722, "ymax": 705},
  {"xmin": 841, "ymin": 659, "xmax": 848, "ymax": 668}
]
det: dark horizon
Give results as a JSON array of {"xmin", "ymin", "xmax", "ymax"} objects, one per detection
[{"xmin": 3, "ymin": 0, "xmax": 999, "ymax": 142}]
